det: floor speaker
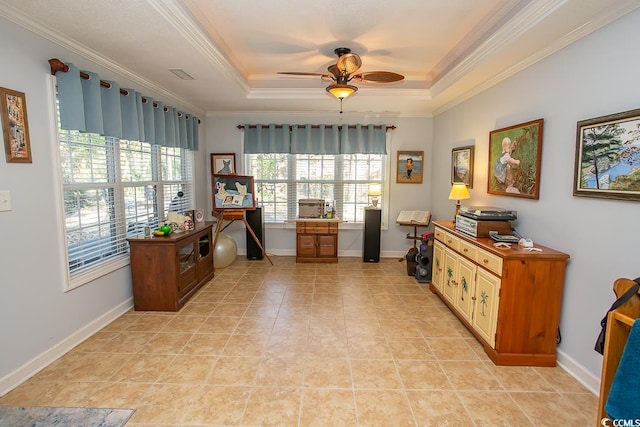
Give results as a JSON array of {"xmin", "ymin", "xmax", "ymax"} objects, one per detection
[
  {"xmin": 363, "ymin": 208, "xmax": 381, "ymax": 262},
  {"xmin": 245, "ymin": 207, "xmax": 264, "ymax": 260}
]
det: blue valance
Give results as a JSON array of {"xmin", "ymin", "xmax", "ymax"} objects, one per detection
[
  {"xmin": 243, "ymin": 123, "xmax": 388, "ymax": 155},
  {"xmin": 54, "ymin": 62, "xmax": 199, "ymax": 151}
]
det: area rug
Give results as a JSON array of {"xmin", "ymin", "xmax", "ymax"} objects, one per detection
[{"xmin": 0, "ymin": 405, "xmax": 135, "ymax": 426}]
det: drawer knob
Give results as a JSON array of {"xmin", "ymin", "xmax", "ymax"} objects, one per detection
[{"xmin": 483, "ymin": 259, "xmax": 489, "ymax": 264}]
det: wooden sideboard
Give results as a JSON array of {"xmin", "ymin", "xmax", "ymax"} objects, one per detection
[
  {"xmin": 295, "ymin": 219, "xmax": 339, "ymax": 263},
  {"xmin": 127, "ymin": 222, "xmax": 214, "ymax": 311},
  {"xmin": 431, "ymin": 221, "xmax": 569, "ymax": 366}
]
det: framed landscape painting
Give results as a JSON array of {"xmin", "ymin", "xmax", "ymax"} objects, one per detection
[
  {"xmin": 397, "ymin": 150, "xmax": 424, "ymax": 183},
  {"xmin": 573, "ymin": 108, "xmax": 640, "ymax": 201},
  {"xmin": 488, "ymin": 119, "xmax": 543, "ymax": 199},
  {"xmin": 451, "ymin": 145, "xmax": 474, "ymax": 188}
]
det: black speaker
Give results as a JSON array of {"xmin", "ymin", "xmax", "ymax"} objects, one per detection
[
  {"xmin": 245, "ymin": 207, "xmax": 264, "ymax": 260},
  {"xmin": 363, "ymin": 208, "xmax": 381, "ymax": 262}
]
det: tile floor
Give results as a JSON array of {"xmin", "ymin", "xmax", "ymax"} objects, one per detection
[{"xmin": 0, "ymin": 256, "xmax": 597, "ymax": 426}]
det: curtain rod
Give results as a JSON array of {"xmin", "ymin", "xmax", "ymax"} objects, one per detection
[
  {"xmin": 48, "ymin": 58, "xmax": 198, "ymax": 121},
  {"xmin": 237, "ymin": 124, "xmax": 396, "ymax": 131}
]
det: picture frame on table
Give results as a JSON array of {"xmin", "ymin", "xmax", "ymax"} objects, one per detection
[
  {"xmin": 210, "ymin": 153, "xmax": 236, "ymax": 175},
  {"xmin": 488, "ymin": 118, "xmax": 543, "ymax": 199},
  {"xmin": 451, "ymin": 145, "xmax": 474, "ymax": 188},
  {"xmin": 396, "ymin": 150, "xmax": 424, "ymax": 184},
  {"xmin": 1, "ymin": 87, "xmax": 32, "ymax": 163},
  {"xmin": 212, "ymin": 174, "xmax": 256, "ymax": 211},
  {"xmin": 573, "ymin": 108, "xmax": 640, "ymax": 201}
]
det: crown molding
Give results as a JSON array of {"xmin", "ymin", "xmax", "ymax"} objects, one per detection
[
  {"xmin": 0, "ymin": 0, "xmax": 205, "ymax": 116},
  {"xmin": 205, "ymin": 110, "xmax": 431, "ymax": 119},
  {"xmin": 146, "ymin": 0, "xmax": 250, "ymax": 94}
]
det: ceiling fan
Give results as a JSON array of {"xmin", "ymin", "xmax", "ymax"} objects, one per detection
[{"xmin": 278, "ymin": 47, "xmax": 404, "ymax": 110}]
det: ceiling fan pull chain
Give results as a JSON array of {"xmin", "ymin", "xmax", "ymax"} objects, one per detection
[{"xmin": 339, "ymin": 97, "xmax": 344, "ymax": 114}]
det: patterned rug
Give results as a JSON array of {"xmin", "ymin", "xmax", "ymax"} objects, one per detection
[{"xmin": 0, "ymin": 406, "xmax": 135, "ymax": 426}]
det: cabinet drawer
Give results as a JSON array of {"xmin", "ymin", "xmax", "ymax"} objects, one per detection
[
  {"xmin": 443, "ymin": 232, "xmax": 460, "ymax": 251},
  {"xmin": 458, "ymin": 240, "xmax": 477, "ymax": 260},
  {"xmin": 476, "ymin": 248, "xmax": 503, "ymax": 275},
  {"xmin": 434, "ymin": 227, "xmax": 446, "ymax": 242}
]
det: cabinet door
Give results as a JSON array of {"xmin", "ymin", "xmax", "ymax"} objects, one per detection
[
  {"xmin": 432, "ymin": 240, "xmax": 445, "ymax": 292},
  {"xmin": 317, "ymin": 234, "xmax": 337, "ymax": 258},
  {"xmin": 297, "ymin": 234, "xmax": 317, "ymax": 257},
  {"xmin": 472, "ymin": 268, "xmax": 501, "ymax": 348},
  {"xmin": 454, "ymin": 256, "xmax": 477, "ymax": 323},
  {"xmin": 196, "ymin": 229, "xmax": 213, "ymax": 279},
  {"xmin": 442, "ymin": 249, "xmax": 458, "ymax": 304},
  {"xmin": 177, "ymin": 240, "xmax": 197, "ymax": 291}
]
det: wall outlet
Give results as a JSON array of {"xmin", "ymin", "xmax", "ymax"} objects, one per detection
[{"xmin": 0, "ymin": 191, "xmax": 12, "ymax": 211}]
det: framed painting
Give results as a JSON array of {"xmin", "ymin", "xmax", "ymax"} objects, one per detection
[
  {"xmin": 212, "ymin": 174, "xmax": 256, "ymax": 210},
  {"xmin": 210, "ymin": 153, "xmax": 236, "ymax": 175},
  {"xmin": 1, "ymin": 87, "xmax": 32, "ymax": 163},
  {"xmin": 397, "ymin": 150, "xmax": 424, "ymax": 183},
  {"xmin": 488, "ymin": 118, "xmax": 543, "ymax": 199},
  {"xmin": 451, "ymin": 145, "xmax": 474, "ymax": 188},
  {"xmin": 573, "ymin": 108, "xmax": 640, "ymax": 201}
]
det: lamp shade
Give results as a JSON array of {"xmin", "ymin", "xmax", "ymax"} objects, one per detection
[
  {"xmin": 326, "ymin": 83, "xmax": 358, "ymax": 99},
  {"xmin": 368, "ymin": 184, "xmax": 382, "ymax": 197},
  {"xmin": 448, "ymin": 183, "xmax": 471, "ymax": 200}
]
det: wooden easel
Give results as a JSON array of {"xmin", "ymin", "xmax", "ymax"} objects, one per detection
[{"xmin": 212, "ymin": 210, "xmax": 273, "ymax": 265}]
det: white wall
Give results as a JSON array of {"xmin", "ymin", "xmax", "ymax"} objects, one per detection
[
  {"xmin": 205, "ymin": 115, "xmax": 433, "ymax": 258},
  {"xmin": 0, "ymin": 17, "xmax": 208, "ymax": 394},
  {"xmin": 431, "ymin": 9, "xmax": 640, "ymax": 390}
]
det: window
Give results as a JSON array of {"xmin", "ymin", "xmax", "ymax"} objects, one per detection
[
  {"xmin": 58, "ymin": 129, "xmax": 193, "ymax": 290},
  {"xmin": 246, "ymin": 153, "xmax": 385, "ymax": 223}
]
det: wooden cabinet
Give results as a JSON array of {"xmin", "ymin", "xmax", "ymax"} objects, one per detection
[
  {"xmin": 295, "ymin": 220, "xmax": 339, "ymax": 263},
  {"xmin": 431, "ymin": 221, "xmax": 569, "ymax": 366},
  {"xmin": 127, "ymin": 222, "xmax": 214, "ymax": 311}
]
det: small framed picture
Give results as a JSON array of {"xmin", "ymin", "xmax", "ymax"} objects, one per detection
[
  {"xmin": 397, "ymin": 150, "xmax": 424, "ymax": 184},
  {"xmin": 1, "ymin": 87, "xmax": 32, "ymax": 163},
  {"xmin": 451, "ymin": 145, "xmax": 474, "ymax": 188},
  {"xmin": 574, "ymin": 108, "xmax": 640, "ymax": 201},
  {"xmin": 488, "ymin": 119, "xmax": 543, "ymax": 199},
  {"xmin": 210, "ymin": 153, "xmax": 236, "ymax": 175}
]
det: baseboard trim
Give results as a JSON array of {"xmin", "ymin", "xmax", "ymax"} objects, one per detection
[
  {"xmin": 556, "ymin": 348, "xmax": 600, "ymax": 395},
  {"xmin": 0, "ymin": 298, "xmax": 134, "ymax": 397}
]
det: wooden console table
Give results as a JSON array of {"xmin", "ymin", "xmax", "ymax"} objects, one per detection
[{"xmin": 431, "ymin": 221, "xmax": 569, "ymax": 366}]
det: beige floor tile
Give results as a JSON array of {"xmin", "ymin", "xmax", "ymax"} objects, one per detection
[
  {"xmin": 459, "ymin": 390, "xmax": 534, "ymax": 426},
  {"xmin": 180, "ymin": 384, "xmax": 251, "ymax": 425},
  {"xmin": 303, "ymin": 358, "xmax": 352, "ymax": 388},
  {"xmin": 242, "ymin": 387, "xmax": 302, "ymax": 426},
  {"xmin": 2, "ymin": 256, "xmax": 597, "ymax": 426},
  {"xmin": 354, "ymin": 389, "xmax": 415, "ymax": 426},
  {"xmin": 207, "ymin": 356, "xmax": 262, "ymax": 385},
  {"xmin": 351, "ymin": 359, "xmax": 403, "ymax": 389},
  {"xmin": 300, "ymin": 388, "xmax": 357, "ymax": 426},
  {"xmin": 407, "ymin": 390, "xmax": 475, "ymax": 426}
]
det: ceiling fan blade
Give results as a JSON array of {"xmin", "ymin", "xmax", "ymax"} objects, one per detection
[
  {"xmin": 278, "ymin": 71, "xmax": 334, "ymax": 80},
  {"xmin": 354, "ymin": 71, "xmax": 405, "ymax": 83},
  {"xmin": 336, "ymin": 53, "xmax": 362, "ymax": 74}
]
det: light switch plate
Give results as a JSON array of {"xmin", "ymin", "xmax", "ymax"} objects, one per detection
[{"xmin": 0, "ymin": 191, "xmax": 12, "ymax": 211}]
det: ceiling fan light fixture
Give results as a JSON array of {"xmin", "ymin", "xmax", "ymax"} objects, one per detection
[{"xmin": 326, "ymin": 83, "xmax": 358, "ymax": 99}]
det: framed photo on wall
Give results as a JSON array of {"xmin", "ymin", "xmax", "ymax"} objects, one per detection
[
  {"xmin": 451, "ymin": 145, "xmax": 474, "ymax": 188},
  {"xmin": 397, "ymin": 150, "xmax": 424, "ymax": 184},
  {"xmin": 210, "ymin": 153, "xmax": 236, "ymax": 175},
  {"xmin": 488, "ymin": 118, "xmax": 543, "ymax": 199},
  {"xmin": 1, "ymin": 87, "xmax": 32, "ymax": 163},
  {"xmin": 573, "ymin": 108, "xmax": 640, "ymax": 201},
  {"xmin": 212, "ymin": 174, "xmax": 256, "ymax": 211}
]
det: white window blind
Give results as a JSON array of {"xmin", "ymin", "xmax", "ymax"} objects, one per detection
[
  {"xmin": 247, "ymin": 153, "xmax": 385, "ymax": 223},
  {"xmin": 58, "ymin": 129, "xmax": 193, "ymax": 290}
]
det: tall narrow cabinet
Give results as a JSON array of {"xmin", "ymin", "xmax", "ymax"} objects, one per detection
[{"xmin": 127, "ymin": 222, "xmax": 214, "ymax": 311}]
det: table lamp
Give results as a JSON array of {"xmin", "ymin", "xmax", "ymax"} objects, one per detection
[
  {"xmin": 368, "ymin": 184, "xmax": 382, "ymax": 208},
  {"xmin": 448, "ymin": 183, "xmax": 470, "ymax": 222}
]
